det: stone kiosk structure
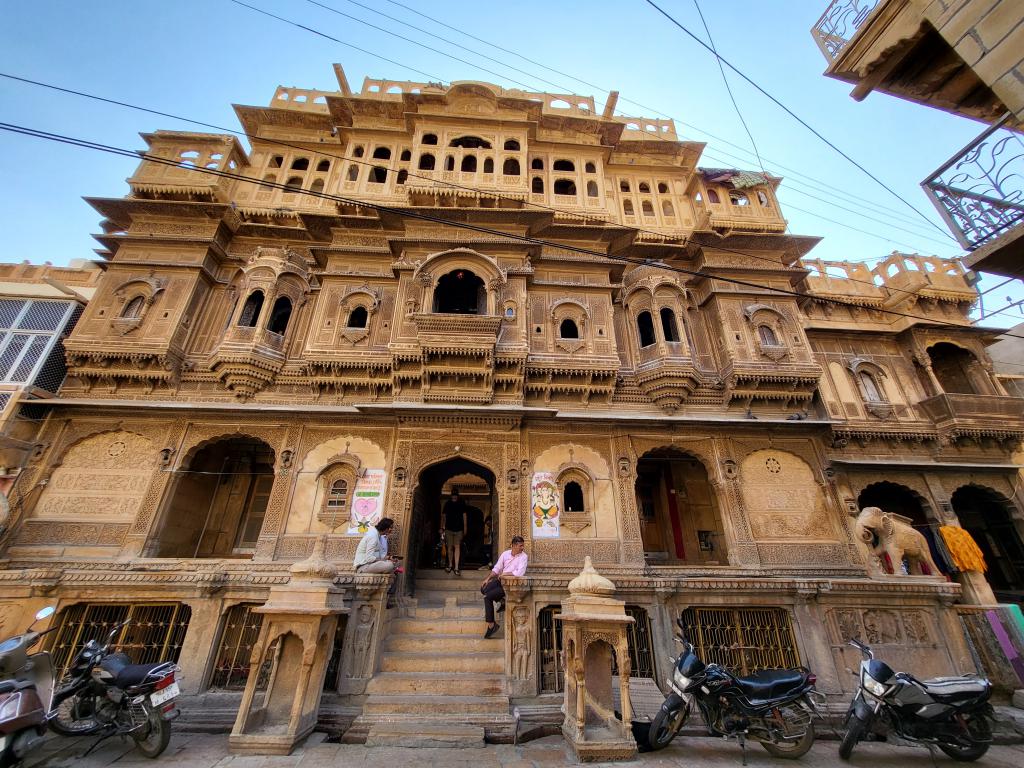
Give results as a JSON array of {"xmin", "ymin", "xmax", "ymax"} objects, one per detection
[{"xmin": 0, "ymin": 64, "xmax": 1023, "ymax": 747}]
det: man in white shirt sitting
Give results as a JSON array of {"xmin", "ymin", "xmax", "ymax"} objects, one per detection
[
  {"xmin": 354, "ymin": 517, "xmax": 397, "ymax": 573},
  {"xmin": 480, "ymin": 536, "xmax": 527, "ymax": 638}
]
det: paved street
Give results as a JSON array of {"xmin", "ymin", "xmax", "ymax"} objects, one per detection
[{"xmin": 19, "ymin": 732, "xmax": 1024, "ymax": 768}]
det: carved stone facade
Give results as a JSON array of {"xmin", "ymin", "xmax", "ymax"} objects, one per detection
[{"xmin": 1, "ymin": 66, "xmax": 1022, "ymax": 741}]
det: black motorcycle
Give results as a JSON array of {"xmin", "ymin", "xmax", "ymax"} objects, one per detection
[
  {"xmin": 839, "ymin": 638, "xmax": 992, "ymax": 762},
  {"xmin": 48, "ymin": 620, "xmax": 180, "ymax": 759},
  {"xmin": 647, "ymin": 618, "xmax": 822, "ymax": 759}
]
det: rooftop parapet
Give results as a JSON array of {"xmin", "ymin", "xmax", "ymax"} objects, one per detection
[
  {"xmin": 127, "ymin": 131, "xmax": 248, "ymax": 202},
  {"xmin": 270, "ymin": 86, "xmax": 332, "ymax": 113},
  {"xmin": 874, "ymin": 252, "xmax": 977, "ymax": 303},
  {"xmin": 803, "ymin": 259, "xmax": 887, "ymax": 304}
]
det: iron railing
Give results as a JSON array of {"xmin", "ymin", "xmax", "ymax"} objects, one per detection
[
  {"xmin": 680, "ymin": 607, "xmax": 800, "ymax": 676},
  {"xmin": 922, "ymin": 114, "xmax": 1024, "ymax": 251},
  {"xmin": 812, "ymin": 0, "xmax": 881, "ymax": 61}
]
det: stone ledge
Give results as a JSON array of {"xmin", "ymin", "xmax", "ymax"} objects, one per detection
[{"xmin": 365, "ymin": 723, "xmax": 485, "ymax": 748}]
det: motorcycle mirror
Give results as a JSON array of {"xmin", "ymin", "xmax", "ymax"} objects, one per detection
[{"xmin": 34, "ymin": 606, "xmax": 56, "ymax": 622}]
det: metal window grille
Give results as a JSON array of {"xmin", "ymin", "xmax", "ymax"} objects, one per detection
[
  {"xmin": 538, "ymin": 604, "xmax": 656, "ymax": 693},
  {"xmin": 209, "ymin": 604, "xmax": 264, "ymax": 690},
  {"xmin": 0, "ymin": 300, "xmax": 77, "ymax": 389},
  {"xmin": 680, "ymin": 607, "xmax": 799, "ymax": 676},
  {"xmin": 0, "ymin": 300, "xmax": 26, "ymax": 329},
  {"xmin": 47, "ymin": 602, "xmax": 192, "ymax": 679}
]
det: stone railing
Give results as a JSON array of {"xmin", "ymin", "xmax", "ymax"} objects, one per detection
[
  {"xmin": 811, "ymin": 0, "xmax": 881, "ymax": 61},
  {"xmin": 921, "ymin": 114, "xmax": 1024, "ymax": 251},
  {"xmin": 919, "ymin": 392, "xmax": 1024, "ymax": 432}
]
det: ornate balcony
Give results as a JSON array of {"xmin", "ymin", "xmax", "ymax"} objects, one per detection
[
  {"xmin": 922, "ymin": 115, "xmax": 1024, "ymax": 276},
  {"xmin": 919, "ymin": 393, "xmax": 1024, "ymax": 441},
  {"xmin": 812, "ymin": 0, "xmax": 881, "ymax": 61}
]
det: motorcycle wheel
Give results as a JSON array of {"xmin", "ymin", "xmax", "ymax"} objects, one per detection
[
  {"xmin": 132, "ymin": 710, "xmax": 171, "ymax": 759},
  {"xmin": 48, "ymin": 694, "xmax": 104, "ymax": 736},
  {"xmin": 838, "ymin": 713, "xmax": 867, "ymax": 761},
  {"xmin": 648, "ymin": 705, "xmax": 687, "ymax": 751},
  {"xmin": 938, "ymin": 713, "xmax": 991, "ymax": 763},
  {"xmin": 761, "ymin": 723, "xmax": 815, "ymax": 759}
]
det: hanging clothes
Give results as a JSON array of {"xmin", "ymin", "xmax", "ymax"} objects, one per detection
[{"xmin": 939, "ymin": 526, "xmax": 988, "ymax": 573}]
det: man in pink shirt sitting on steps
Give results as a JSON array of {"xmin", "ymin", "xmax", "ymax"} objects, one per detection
[{"xmin": 480, "ymin": 536, "xmax": 527, "ymax": 638}]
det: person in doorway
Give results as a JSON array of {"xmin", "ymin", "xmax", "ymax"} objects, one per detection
[
  {"xmin": 354, "ymin": 517, "xmax": 398, "ymax": 574},
  {"xmin": 480, "ymin": 536, "xmax": 527, "ymax": 638},
  {"xmin": 441, "ymin": 490, "xmax": 467, "ymax": 575}
]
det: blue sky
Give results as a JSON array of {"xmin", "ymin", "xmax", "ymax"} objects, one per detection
[{"xmin": 1, "ymin": 0, "xmax": 1021, "ymax": 325}]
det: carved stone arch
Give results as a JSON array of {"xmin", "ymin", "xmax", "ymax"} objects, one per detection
[
  {"xmin": 48, "ymin": 425, "xmax": 160, "ymax": 471},
  {"xmin": 855, "ymin": 479, "xmax": 938, "ymax": 525},
  {"xmin": 113, "ymin": 274, "xmax": 167, "ymax": 305},
  {"xmin": 743, "ymin": 304, "xmax": 788, "ymax": 360},
  {"xmin": 416, "ymin": 248, "xmax": 505, "ymax": 316},
  {"xmin": 631, "ymin": 441, "xmax": 716, "ymax": 477},
  {"xmin": 338, "ymin": 285, "xmax": 381, "ymax": 343},
  {"xmin": 177, "ymin": 429, "xmax": 282, "ymax": 470}
]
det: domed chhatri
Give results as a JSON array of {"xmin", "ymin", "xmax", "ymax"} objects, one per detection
[{"xmin": 568, "ymin": 556, "xmax": 616, "ymax": 596}]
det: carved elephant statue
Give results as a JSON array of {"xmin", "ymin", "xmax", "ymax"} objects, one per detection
[{"xmin": 855, "ymin": 506, "xmax": 938, "ymax": 576}]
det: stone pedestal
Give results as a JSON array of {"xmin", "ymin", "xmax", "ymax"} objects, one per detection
[
  {"xmin": 229, "ymin": 538, "xmax": 347, "ymax": 755},
  {"xmin": 559, "ymin": 556, "xmax": 637, "ymax": 762}
]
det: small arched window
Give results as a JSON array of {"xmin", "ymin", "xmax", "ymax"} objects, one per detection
[
  {"xmin": 559, "ymin": 318, "xmax": 579, "ymax": 339},
  {"xmin": 422, "ymin": 133, "xmax": 438, "ymax": 145},
  {"xmin": 324, "ymin": 478, "xmax": 350, "ymax": 520},
  {"xmin": 445, "ymin": 156, "xmax": 455, "ymax": 172},
  {"xmin": 620, "ymin": 180, "xmax": 630, "ymax": 192},
  {"xmin": 564, "ymin": 481, "xmax": 585, "ymax": 512},
  {"xmin": 285, "ymin": 176, "xmax": 303, "ymax": 190},
  {"xmin": 639, "ymin": 182, "xmax": 651, "ymax": 193},
  {"xmin": 757, "ymin": 191, "xmax": 770, "ymax": 207},
  {"xmin": 399, "ymin": 149, "xmax": 411, "ymax": 162},
  {"xmin": 347, "ymin": 306, "xmax": 368, "ymax": 328},
  {"xmin": 623, "ymin": 200, "xmax": 634, "ymax": 215},
  {"xmin": 483, "ymin": 157, "xmax": 494, "ymax": 174},
  {"xmin": 269, "ymin": 155, "xmax": 284, "ymax": 168},
  {"xmin": 353, "ymin": 146, "xmax": 365, "ymax": 158},
  {"xmin": 586, "ymin": 180, "xmax": 598, "ymax": 197},
  {"xmin": 553, "ymin": 159, "xmax": 575, "ymax": 172},
  {"xmin": 757, "ymin": 325, "xmax": 779, "ymax": 346},
  {"xmin": 122, "ymin": 296, "xmax": 145, "ymax": 319},
  {"xmin": 730, "ymin": 192, "xmax": 750, "ymax": 206},
  {"xmin": 707, "ymin": 189, "xmax": 720, "ymax": 204},
  {"xmin": 418, "ymin": 153, "xmax": 436, "ymax": 170},
  {"xmin": 662, "ymin": 200, "xmax": 674, "ymax": 216},
  {"xmin": 637, "ymin": 311, "xmax": 656, "ymax": 347},
  {"xmin": 370, "ymin": 166, "xmax": 387, "ymax": 183},
  {"xmin": 660, "ymin": 308, "xmax": 680, "ymax": 342},
  {"xmin": 267, "ymin": 296, "xmax": 292, "ymax": 335},
  {"xmin": 238, "ymin": 291, "xmax": 264, "ymax": 327},
  {"xmin": 461, "ymin": 155, "xmax": 477, "ymax": 172},
  {"xmin": 449, "ymin": 136, "xmax": 491, "ymax": 149},
  {"xmin": 397, "ymin": 170, "xmax": 408, "ymax": 185},
  {"xmin": 347, "ymin": 165, "xmax": 359, "ymax": 181},
  {"xmin": 584, "ymin": 162, "xmax": 596, "ymax": 173},
  {"xmin": 310, "ymin": 179, "xmax": 325, "ymax": 194},
  {"xmin": 372, "ymin": 147, "xmax": 392, "ymax": 160},
  {"xmin": 641, "ymin": 200, "xmax": 654, "ymax": 216},
  {"xmin": 503, "ymin": 139, "xmax": 520, "ymax": 151},
  {"xmin": 532, "ymin": 177, "xmax": 544, "ymax": 193},
  {"xmin": 657, "ymin": 182, "xmax": 669, "ymax": 193},
  {"xmin": 261, "ymin": 173, "xmax": 276, "ymax": 187},
  {"xmin": 531, "ymin": 158, "xmax": 544, "ymax": 170},
  {"xmin": 503, "ymin": 158, "xmax": 520, "ymax": 175},
  {"xmin": 291, "ymin": 157, "xmax": 309, "ymax": 171},
  {"xmin": 554, "ymin": 179, "xmax": 576, "ymax": 196},
  {"xmin": 316, "ymin": 159, "xmax": 330, "ymax": 172},
  {"xmin": 859, "ymin": 371, "xmax": 883, "ymax": 402}
]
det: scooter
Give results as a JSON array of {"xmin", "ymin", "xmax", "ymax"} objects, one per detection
[{"xmin": 0, "ymin": 606, "xmax": 58, "ymax": 768}]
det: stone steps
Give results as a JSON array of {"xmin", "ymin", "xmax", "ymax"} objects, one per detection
[
  {"xmin": 384, "ymin": 633, "xmax": 501, "ymax": 653},
  {"xmin": 390, "ymin": 617, "xmax": 492, "ymax": 636},
  {"xmin": 380, "ymin": 650, "xmax": 503, "ymax": 674},
  {"xmin": 363, "ymin": 694, "xmax": 510, "ymax": 716},
  {"xmin": 364, "ymin": 723, "xmax": 486, "ymax": 748},
  {"xmin": 366, "ymin": 672, "xmax": 506, "ymax": 696}
]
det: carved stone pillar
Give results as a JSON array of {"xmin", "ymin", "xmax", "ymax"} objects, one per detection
[
  {"xmin": 504, "ymin": 577, "xmax": 534, "ymax": 697},
  {"xmin": 336, "ymin": 576, "xmax": 390, "ymax": 695},
  {"xmin": 256, "ymin": 426, "xmax": 301, "ymax": 561},
  {"xmin": 612, "ymin": 436, "xmax": 644, "ymax": 567}
]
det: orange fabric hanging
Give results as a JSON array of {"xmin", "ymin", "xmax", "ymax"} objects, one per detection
[{"xmin": 939, "ymin": 526, "xmax": 987, "ymax": 573}]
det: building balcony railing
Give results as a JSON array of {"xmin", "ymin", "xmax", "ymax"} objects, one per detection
[
  {"xmin": 921, "ymin": 114, "xmax": 1024, "ymax": 251},
  {"xmin": 812, "ymin": 0, "xmax": 881, "ymax": 61},
  {"xmin": 919, "ymin": 392, "xmax": 1024, "ymax": 434}
]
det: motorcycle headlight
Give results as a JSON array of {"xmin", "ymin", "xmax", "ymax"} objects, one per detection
[
  {"xmin": 672, "ymin": 668, "xmax": 691, "ymax": 691},
  {"xmin": 862, "ymin": 670, "xmax": 888, "ymax": 697}
]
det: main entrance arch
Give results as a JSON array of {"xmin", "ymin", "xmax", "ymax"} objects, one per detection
[
  {"xmin": 406, "ymin": 457, "xmax": 497, "ymax": 590},
  {"xmin": 953, "ymin": 485, "xmax": 1024, "ymax": 602}
]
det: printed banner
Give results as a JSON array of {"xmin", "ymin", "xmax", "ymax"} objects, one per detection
[
  {"xmin": 346, "ymin": 469, "xmax": 388, "ymax": 535},
  {"xmin": 531, "ymin": 471, "xmax": 560, "ymax": 538}
]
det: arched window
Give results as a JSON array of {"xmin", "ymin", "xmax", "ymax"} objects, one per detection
[
  {"xmin": 323, "ymin": 478, "xmax": 351, "ymax": 524},
  {"xmin": 637, "ymin": 311, "xmax": 656, "ymax": 347},
  {"xmin": 445, "ymin": 156, "xmax": 455, "ymax": 171},
  {"xmin": 267, "ymin": 296, "xmax": 292, "ymax": 335},
  {"xmin": 422, "ymin": 133, "xmax": 438, "ymax": 145},
  {"xmin": 418, "ymin": 153, "xmax": 436, "ymax": 170},
  {"xmin": 461, "ymin": 155, "xmax": 477, "ymax": 172},
  {"xmin": 859, "ymin": 371, "xmax": 883, "ymax": 402},
  {"xmin": 434, "ymin": 269, "xmax": 485, "ymax": 314},
  {"xmin": 372, "ymin": 147, "xmax": 391, "ymax": 160},
  {"xmin": 396, "ymin": 170, "xmax": 408, "ymax": 185},
  {"xmin": 503, "ymin": 158, "xmax": 520, "ymax": 175},
  {"xmin": 657, "ymin": 182, "xmax": 669, "ymax": 193},
  {"xmin": 285, "ymin": 176, "xmax": 303, "ymax": 190},
  {"xmin": 291, "ymin": 157, "xmax": 309, "ymax": 171},
  {"xmin": 730, "ymin": 192, "xmax": 750, "ymax": 206},
  {"xmin": 660, "ymin": 308, "xmax": 680, "ymax": 342},
  {"xmin": 316, "ymin": 159, "xmax": 330, "ymax": 172},
  {"xmin": 586, "ymin": 180, "xmax": 598, "ymax": 197},
  {"xmin": 620, "ymin": 180, "xmax": 630, "ymax": 192},
  {"xmin": 623, "ymin": 200, "xmax": 634, "ymax": 215},
  {"xmin": 346, "ymin": 165, "xmax": 359, "ymax": 181},
  {"xmin": 399, "ymin": 149, "xmax": 411, "ymax": 162},
  {"xmin": 370, "ymin": 166, "xmax": 387, "ymax": 183},
  {"xmin": 483, "ymin": 157, "xmax": 494, "ymax": 174},
  {"xmin": 532, "ymin": 177, "xmax": 544, "ymax": 193},
  {"xmin": 559, "ymin": 318, "xmax": 579, "ymax": 339},
  {"xmin": 641, "ymin": 200, "xmax": 654, "ymax": 216},
  {"xmin": 269, "ymin": 155, "xmax": 283, "ymax": 168},
  {"xmin": 662, "ymin": 200, "xmax": 674, "ymax": 216},
  {"xmin": 553, "ymin": 159, "xmax": 575, "ymax": 172},
  {"xmin": 450, "ymin": 136, "xmax": 491, "ymax": 149},
  {"xmin": 553, "ymin": 179, "xmax": 576, "ymax": 196},
  {"xmin": 504, "ymin": 139, "xmax": 520, "ymax": 151},
  {"xmin": 757, "ymin": 191, "xmax": 770, "ymax": 207},
  {"xmin": 261, "ymin": 173, "xmax": 276, "ymax": 187},
  {"xmin": 531, "ymin": 158, "xmax": 544, "ymax": 170},
  {"xmin": 757, "ymin": 325, "xmax": 779, "ymax": 346},
  {"xmin": 347, "ymin": 306, "xmax": 368, "ymax": 328},
  {"xmin": 353, "ymin": 146, "xmax": 364, "ymax": 158},
  {"xmin": 584, "ymin": 162, "xmax": 596, "ymax": 173},
  {"xmin": 639, "ymin": 182, "xmax": 651, "ymax": 193},
  {"xmin": 564, "ymin": 481, "xmax": 585, "ymax": 512},
  {"xmin": 122, "ymin": 296, "xmax": 145, "ymax": 319},
  {"xmin": 238, "ymin": 291, "xmax": 264, "ymax": 327},
  {"xmin": 310, "ymin": 178, "xmax": 325, "ymax": 193},
  {"xmin": 707, "ymin": 189, "xmax": 720, "ymax": 204}
]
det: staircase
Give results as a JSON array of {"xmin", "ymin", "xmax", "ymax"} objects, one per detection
[{"xmin": 346, "ymin": 570, "xmax": 515, "ymax": 746}]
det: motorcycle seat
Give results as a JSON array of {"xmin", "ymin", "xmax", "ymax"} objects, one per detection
[
  {"xmin": 917, "ymin": 676, "xmax": 990, "ymax": 701},
  {"xmin": 734, "ymin": 669, "xmax": 808, "ymax": 702},
  {"xmin": 100, "ymin": 653, "xmax": 165, "ymax": 688}
]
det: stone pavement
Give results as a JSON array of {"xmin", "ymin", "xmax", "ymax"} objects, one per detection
[{"xmin": 19, "ymin": 731, "xmax": 1024, "ymax": 768}]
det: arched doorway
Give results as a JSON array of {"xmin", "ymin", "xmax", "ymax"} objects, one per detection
[
  {"xmin": 635, "ymin": 449, "xmax": 726, "ymax": 565},
  {"xmin": 407, "ymin": 457, "xmax": 497, "ymax": 590},
  {"xmin": 149, "ymin": 437, "xmax": 275, "ymax": 558},
  {"xmin": 952, "ymin": 485, "xmax": 1024, "ymax": 601},
  {"xmin": 857, "ymin": 482, "xmax": 932, "ymax": 527},
  {"xmin": 433, "ymin": 269, "xmax": 485, "ymax": 314}
]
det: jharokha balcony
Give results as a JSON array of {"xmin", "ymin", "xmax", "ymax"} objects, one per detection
[{"xmin": 919, "ymin": 392, "xmax": 1024, "ymax": 443}]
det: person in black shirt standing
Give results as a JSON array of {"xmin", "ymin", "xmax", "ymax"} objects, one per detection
[{"xmin": 441, "ymin": 490, "xmax": 467, "ymax": 576}]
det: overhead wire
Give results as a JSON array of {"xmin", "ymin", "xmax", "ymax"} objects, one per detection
[
  {"xmin": 0, "ymin": 71, "xmax": 967, "ymax": 304},
  {"xmin": 5, "ymin": 119, "xmax": 1024, "ymax": 355}
]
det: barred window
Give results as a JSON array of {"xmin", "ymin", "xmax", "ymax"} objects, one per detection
[
  {"xmin": 0, "ymin": 300, "xmax": 76, "ymax": 387},
  {"xmin": 209, "ymin": 604, "xmax": 264, "ymax": 690},
  {"xmin": 680, "ymin": 606, "xmax": 799, "ymax": 676},
  {"xmin": 47, "ymin": 602, "xmax": 192, "ymax": 678}
]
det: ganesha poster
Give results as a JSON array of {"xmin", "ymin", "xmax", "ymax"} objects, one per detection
[{"xmin": 531, "ymin": 471, "xmax": 560, "ymax": 538}]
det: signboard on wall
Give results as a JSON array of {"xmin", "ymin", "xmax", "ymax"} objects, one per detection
[
  {"xmin": 531, "ymin": 471, "xmax": 560, "ymax": 538},
  {"xmin": 346, "ymin": 469, "xmax": 387, "ymax": 535}
]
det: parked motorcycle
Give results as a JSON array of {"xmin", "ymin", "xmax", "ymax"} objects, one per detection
[
  {"xmin": 646, "ymin": 618, "xmax": 821, "ymax": 759},
  {"xmin": 48, "ymin": 619, "xmax": 180, "ymax": 759},
  {"xmin": 0, "ymin": 606, "xmax": 58, "ymax": 767},
  {"xmin": 839, "ymin": 637, "xmax": 992, "ymax": 762}
]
